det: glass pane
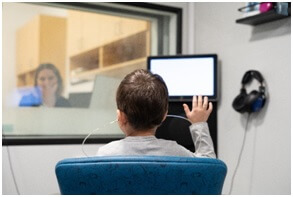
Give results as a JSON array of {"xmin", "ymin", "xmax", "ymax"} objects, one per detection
[{"xmin": 2, "ymin": 2, "xmax": 178, "ymax": 137}]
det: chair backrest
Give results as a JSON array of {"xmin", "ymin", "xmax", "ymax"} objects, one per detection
[{"xmin": 55, "ymin": 156, "xmax": 227, "ymax": 195}]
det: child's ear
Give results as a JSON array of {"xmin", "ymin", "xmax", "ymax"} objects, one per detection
[
  {"xmin": 117, "ymin": 109, "xmax": 127, "ymax": 125},
  {"xmin": 117, "ymin": 109, "xmax": 120, "ymax": 121},
  {"xmin": 162, "ymin": 111, "xmax": 168, "ymax": 122}
]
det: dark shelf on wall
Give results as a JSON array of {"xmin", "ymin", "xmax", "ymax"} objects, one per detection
[{"xmin": 236, "ymin": 5, "xmax": 291, "ymax": 25}]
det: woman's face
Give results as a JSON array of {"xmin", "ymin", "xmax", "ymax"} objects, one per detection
[{"xmin": 37, "ymin": 68, "xmax": 58, "ymax": 96}]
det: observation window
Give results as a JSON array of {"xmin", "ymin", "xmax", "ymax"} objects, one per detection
[{"xmin": 2, "ymin": 2, "xmax": 182, "ymax": 145}]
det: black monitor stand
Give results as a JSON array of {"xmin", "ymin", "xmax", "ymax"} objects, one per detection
[{"xmin": 155, "ymin": 101, "xmax": 217, "ymax": 155}]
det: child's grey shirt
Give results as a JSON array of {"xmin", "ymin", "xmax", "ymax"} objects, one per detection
[{"xmin": 96, "ymin": 122, "xmax": 216, "ymax": 158}]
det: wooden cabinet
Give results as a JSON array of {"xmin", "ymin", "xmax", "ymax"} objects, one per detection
[
  {"xmin": 16, "ymin": 16, "xmax": 39, "ymax": 76},
  {"xmin": 70, "ymin": 30, "xmax": 150, "ymax": 81},
  {"xmin": 67, "ymin": 10, "xmax": 150, "ymax": 83},
  {"xmin": 67, "ymin": 10, "xmax": 149, "ymax": 57},
  {"xmin": 16, "ymin": 15, "xmax": 66, "ymax": 87}
]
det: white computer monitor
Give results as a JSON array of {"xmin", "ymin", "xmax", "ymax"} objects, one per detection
[{"xmin": 147, "ymin": 54, "xmax": 217, "ymax": 101}]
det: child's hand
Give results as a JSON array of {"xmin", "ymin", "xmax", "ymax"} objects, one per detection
[{"xmin": 183, "ymin": 95, "xmax": 213, "ymax": 124}]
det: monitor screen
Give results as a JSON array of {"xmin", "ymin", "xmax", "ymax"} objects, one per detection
[{"xmin": 147, "ymin": 54, "xmax": 217, "ymax": 101}]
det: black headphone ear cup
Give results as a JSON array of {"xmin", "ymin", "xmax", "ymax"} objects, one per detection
[
  {"xmin": 232, "ymin": 91, "xmax": 248, "ymax": 113},
  {"xmin": 245, "ymin": 90, "xmax": 265, "ymax": 113}
]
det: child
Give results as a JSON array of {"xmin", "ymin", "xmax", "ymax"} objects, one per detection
[{"xmin": 97, "ymin": 69, "xmax": 216, "ymax": 158}]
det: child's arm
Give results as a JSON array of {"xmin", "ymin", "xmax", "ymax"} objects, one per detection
[{"xmin": 183, "ymin": 96, "xmax": 216, "ymax": 158}]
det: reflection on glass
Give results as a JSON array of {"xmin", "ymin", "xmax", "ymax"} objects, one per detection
[
  {"xmin": 3, "ymin": 2, "xmax": 178, "ymax": 137},
  {"xmin": 19, "ymin": 63, "xmax": 71, "ymax": 107},
  {"xmin": 10, "ymin": 3, "xmax": 150, "ymax": 109}
]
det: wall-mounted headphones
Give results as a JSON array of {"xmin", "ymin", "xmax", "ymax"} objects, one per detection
[{"xmin": 232, "ymin": 70, "xmax": 266, "ymax": 113}]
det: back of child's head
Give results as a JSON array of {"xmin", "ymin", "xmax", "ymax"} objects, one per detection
[{"xmin": 116, "ymin": 69, "xmax": 169, "ymax": 131}]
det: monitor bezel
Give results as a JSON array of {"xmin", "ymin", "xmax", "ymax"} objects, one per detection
[{"xmin": 147, "ymin": 54, "xmax": 218, "ymax": 102}]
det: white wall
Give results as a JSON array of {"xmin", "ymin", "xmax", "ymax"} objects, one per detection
[
  {"xmin": 2, "ymin": 2, "xmax": 291, "ymax": 195},
  {"xmin": 193, "ymin": 2, "xmax": 290, "ymax": 195}
]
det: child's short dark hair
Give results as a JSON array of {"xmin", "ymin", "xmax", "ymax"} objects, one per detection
[{"xmin": 116, "ymin": 69, "xmax": 169, "ymax": 131}]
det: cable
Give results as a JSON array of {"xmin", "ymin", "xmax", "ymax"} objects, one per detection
[
  {"xmin": 166, "ymin": 114, "xmax": 192, "ymax": 124},
  {"xmin": 228, "ymin": 113, "xmax": 251, "ymax": 195},
  {"xmin": 81, "ymin": 128, "xmax": 100, "ymax": 157},
  {"xmin": 81, "ymin": 119, "xmax": 117, "ymax": 157},
  {"xmin": 82, "ymin": 115, "xmax": 200, "ymax": 157},
  {"xmin": 3, "ymin": 135, "xmax": 20, "ymax": 195}
]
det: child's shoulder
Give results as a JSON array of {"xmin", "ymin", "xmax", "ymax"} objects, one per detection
[
  {"xmin": 101, "ymin": 139, "xmax": 123, "ymax": 148},
  {"xmin": 96, "ymin": 139, "xmax": 124, "ymax": 155},
  {"xmin": 156, "ymin": 138, "xmax": 180, "ymax": 146}
]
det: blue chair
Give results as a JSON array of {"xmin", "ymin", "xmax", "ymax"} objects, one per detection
[{"xmin": 55, "ymin": 156, "xmax": 227, "ymax": 195}]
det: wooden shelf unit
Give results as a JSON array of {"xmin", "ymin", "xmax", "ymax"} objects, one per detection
[
  {"xmin": 69, "ymin": 30, "xmax": 150, "ymax": 83},
  {"xmin": 67, "ymin": 10, "xmax": 151, "ymax": 84},
  {"xmin": 103, "ymin": 31, "xmax": 147, "ymax": 67},
  {"xmin": 71, "ymin": 58, "xmax": 147, "ymax": 80},
  {"xmin": 70, "ymin": 48, "xmax": 101, "ymax": 72}
]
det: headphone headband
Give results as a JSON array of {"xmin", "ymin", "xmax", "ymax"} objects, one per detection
[{"xmin": 242, "ymin": 70, "xmax": 264, "ymax": 85}]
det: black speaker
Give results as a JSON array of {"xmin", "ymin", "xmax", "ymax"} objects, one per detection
[{"xmin": 232, "ymin": 70, "xmax": 266, "ymax": 113}]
